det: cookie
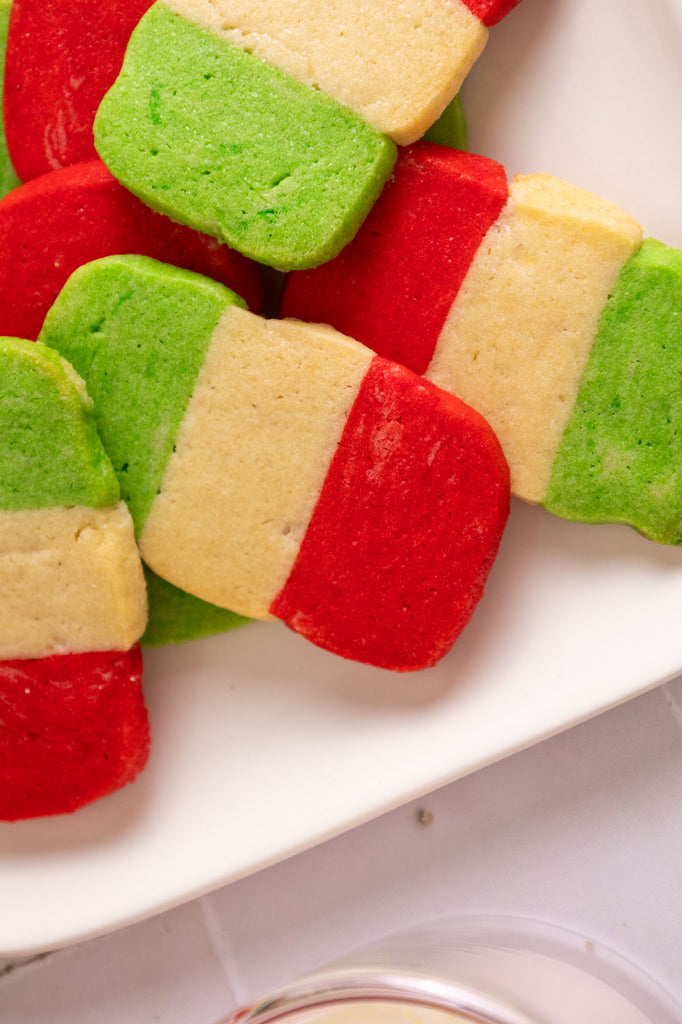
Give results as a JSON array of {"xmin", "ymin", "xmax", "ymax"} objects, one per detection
[
  {"xmin": 283, "ymin": 145, "xmax": 682, "ymax": 545},
  {"xmin": 41, "ymin": 254, "xmax": 510, "ymax": 671},
  {"xmin": 0, "ymin": 159, "xmax": 263, "ymax": 340},
  {"xmin": 0, "ymin": 335, "xmax": 149, "ymax": 819}
]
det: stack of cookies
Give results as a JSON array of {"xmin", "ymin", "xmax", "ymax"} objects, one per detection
[{"xmin": 3, "ymin": 0, "xmax": 679, "ymax": 820}]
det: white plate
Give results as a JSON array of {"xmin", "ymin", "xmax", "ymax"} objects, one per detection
[{"xmin": 2, "ymin": 0, "xmax": 682, "ymax": 957}]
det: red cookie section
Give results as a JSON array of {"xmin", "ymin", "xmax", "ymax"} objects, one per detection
[
  {"xmin": 270, "ymin": 357, "xmax": 510, "ymax": 672},
  {"xmin": 4, "ymin": 0, "xmax": 154, "ymax": 181},
  {"xmin": 461, "ymin": 0, "xmax": 523, "ymax": 27},
  {"xmin": 281, "ymin": 143, "xmax": 508, "ymax": 375},
  {"xmin": 0, "ymin": 646, "xmax": 149, "ymax": 820},
  {"xmin": 0, "ymin": 160, "xmax": 264, "ymax": 339}
]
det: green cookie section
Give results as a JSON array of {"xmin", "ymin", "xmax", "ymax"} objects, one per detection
[
  {"xmin": 39, "ymin": 255, "xmax": 244, "ymax": 533},
  {"xmin": 141, "ymin": 565, "xmax": 249, "ymax": 646},
  {"xmin": 0, "ymin": 0, "xmax": 20, "ymax": 198},
  {"xmin": 545, "ymin": 239, "xmax": 682, "ymax": 545},
  {"xmin": 0, "ymin": 336, "xmax": 120, "ymax": 511},
  {"xmin": 423, "ymin": 94, "xmax": 468, "ymax": 152},
  {"xmin": 94, "ymin": 2, "xmax": 397, "ymax": 270}
]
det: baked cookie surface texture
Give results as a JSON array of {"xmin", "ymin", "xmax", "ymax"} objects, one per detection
[
  {"xmin": 3, "ymin": 0, "xmax": 154, "ymax": 181},
  {"xmin": 0, "ymin": 159, "xmax": 263, "ymax": 341},
  {"xmin": 544, "ymin": 239, "xmax": 682, "ymax": 544},
  {"xmin": 0, "ymin": 336, "xmax": 149, "ymax": 820},
  {"xmin": 281, "ymin": 143, "xmax": 509, "ymax": 375},
  {"xmin": 430, "ymin": 173, "xmax": 642, "ymax": 503},
  {"xmin": 42, "ymin": 255, "xmax": 510, "ymax": 671},
  {"xmin": 1, "ymin": 648, "xmax": 148, "ymax": 821},
  {"xmin": 155, "ymin": 0, "xmax": 487, "ymax": 144},
  {"xmin": 141, "ymin": 565, "xmax": 249, "ymax": 646}
]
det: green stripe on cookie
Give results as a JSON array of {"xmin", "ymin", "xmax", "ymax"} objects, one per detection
[
  {"xmin": 0, "ymin": 336, "xmax": 119, "ymax": 509},
  {"xmin": 39, "ymin": 255, "xmax": 244, "ymax": 532},
  {"xmin": 0, "ymin": 0, "xmax": 20, "ymax": 197},
  {"xmin": 423, "ymin": 94, "xmax": 467, "ymax": 151},
  {"xmin": 545, "ymin": 239, "xmax": 682, "ymax": 544},
  {"xmin": 141, "ymin": 565, "xmax": 248, "ymax": 646},
  {"xmin": 94, "ymin": 2, "xmax": 396, "ymax": 270}
]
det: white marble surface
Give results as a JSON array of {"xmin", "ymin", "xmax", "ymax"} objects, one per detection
[{"xmin": 2, "ymin": 676, "xmax": 681, "ymax": 1022}]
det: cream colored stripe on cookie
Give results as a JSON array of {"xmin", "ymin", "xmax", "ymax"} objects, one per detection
[
  {"xmin": 0, "ymin": 502, "xmax": 147, "ymax": 660},
  {"xmin": 159, "ymin": 0, "xmax": 487, "ymax": 145},
  {"xmin": 426, "ymin": 174, "xmax": 643, "ymax": 503},
  {"xmin": 139, "ymin": 307, "xmax": 373, "ymax": 617}
]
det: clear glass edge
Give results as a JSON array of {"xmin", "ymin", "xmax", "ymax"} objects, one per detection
[{"xmin": 215, "ymin": 915, "xmax": 682, "ymax": 1024}]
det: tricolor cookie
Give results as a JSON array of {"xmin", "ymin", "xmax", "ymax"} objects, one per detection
[
  {"xmin": 93, "ymin": 0, "xmax": 521, "ymax": 268},
  {"xmin": 282, "ymin": 144, "xmax": 682, "ymax": 545},
  {"xmin": 41, "ymin": 254, "xmax": 510, "ymax": 671},
  {"xmin": 0, "ymin": 336, "xmax": 149, "ymax": 819}
]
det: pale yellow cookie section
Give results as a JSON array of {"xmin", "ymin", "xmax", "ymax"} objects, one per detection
[
  {"xmin": 160, "ymin": 0, "xmax": 487, "ymax": 144},
  {"xmin": 139, "ymin": 307, "xmax": 373, "ymax": 617},
  {"xmin": 427, "ymin": 174, "xmax": 643, "ymax": 503},
  {"xmin": 0, "ymin": 502, "xmax": 147, "ymax": 660}
]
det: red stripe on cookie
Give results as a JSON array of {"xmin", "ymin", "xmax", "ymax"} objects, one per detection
[
  {"xmin": 270, "ymin": 357, "xmax": 510, "ymax": 671},
  {"xmin": 4, "ymin": 0, "xmax": 154, "ymax": 181},
  {"xmin": 281, "ymin": 142, "xmax": 508, "ymax": 375},
  {"xmin": 460, "ymin": 0, "xmax": 523, "ymax": 27},
  {"xmin": 0, "ymin": 646, "xmax": 149, "ymax": 820},
  {"xmin": 0, "ymin": 160, "xmax": 264, "ymax": 339}
]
